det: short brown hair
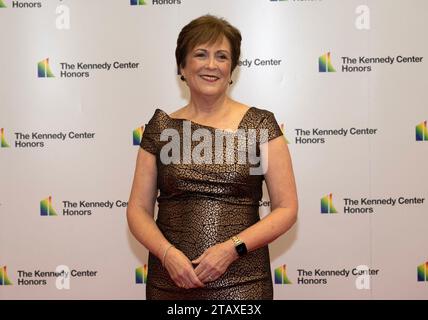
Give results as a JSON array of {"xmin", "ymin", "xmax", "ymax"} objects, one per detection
[{"xmin": 175, "ymin": 15, "xmax": 242, "ymax": 75}]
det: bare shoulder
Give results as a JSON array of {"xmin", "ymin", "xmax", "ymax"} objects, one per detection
[
  {"xmin": 169, "ymin": 106, "xmax": 188, "ymax": 119},
  {"xmin": 230, "ymin": 100, "xmax": 250, "ymax": 115},
  {"xmin": 232, "ymin": 101, "xmax": 250, "ymax": 111}
]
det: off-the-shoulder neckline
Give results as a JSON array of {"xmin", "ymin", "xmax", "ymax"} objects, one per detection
[{"xmin": 156, "ymin": 107, "xmax": 255, "ymax": 132}]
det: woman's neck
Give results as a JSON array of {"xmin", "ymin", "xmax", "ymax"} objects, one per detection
[{"xmin": 186, "ymin": 93, "xmax": 233, "ymax": 119}]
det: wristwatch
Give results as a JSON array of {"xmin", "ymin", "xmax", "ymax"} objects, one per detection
[{"xmin": 231, "ymin": 236, "xmax": 247, "ymax": 256}]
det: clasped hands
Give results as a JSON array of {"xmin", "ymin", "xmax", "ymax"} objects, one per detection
[{"xmin": 163, "ymin": 241, "xmax": 238, "ymax": 289}]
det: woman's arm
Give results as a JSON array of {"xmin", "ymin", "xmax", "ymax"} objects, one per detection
[
  {"xmin": 235, "ymin": 135, "xmax": 298, "ymax": 252},
  {"xmin": 127, "ymin": 148, "xmax": 167, "ymax": 260},
  {"xmin": 127, "ymin": 148, "xmax": 204, "ymax": 289}
]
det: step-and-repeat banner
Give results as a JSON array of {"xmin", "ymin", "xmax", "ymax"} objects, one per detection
[{"xmin": 1, "ymin": 0, "xmax": 427, "ymax": 300}]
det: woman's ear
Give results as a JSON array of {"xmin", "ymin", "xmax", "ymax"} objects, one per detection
[{"xmin": 179, "ymin": 67, "xmax": 187, "ymax": 82}]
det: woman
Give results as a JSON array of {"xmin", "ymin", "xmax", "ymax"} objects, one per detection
[{"xmin": 127, "ymin": 15, "xmax": 298, "ymax": 300}]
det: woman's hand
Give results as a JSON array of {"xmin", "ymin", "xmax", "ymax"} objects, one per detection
[
  {"xmin": 191, "ymin": 241, "xmax": 238, "ymax": 283},
  {"xmin": 164, "ymin": 247, "xmax": 205, "ymax": 289}
]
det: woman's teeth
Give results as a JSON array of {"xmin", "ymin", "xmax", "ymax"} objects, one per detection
[{"xmin": 201, "ymin": 75, "xmax": 219, "ymax": 81}]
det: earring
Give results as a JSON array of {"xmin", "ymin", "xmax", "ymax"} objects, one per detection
[
  {"xmin": 229, "ymin": 80, "xmax": 233, "ymax": 85},
  {"xmin": 180, "ymin": 75, "xmax": 186, "ymax": 82}
]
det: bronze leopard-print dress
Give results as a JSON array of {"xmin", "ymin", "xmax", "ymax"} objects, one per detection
[{"xmin": 140, "ymin": 107, "xmax": 283, "ymax": 300}]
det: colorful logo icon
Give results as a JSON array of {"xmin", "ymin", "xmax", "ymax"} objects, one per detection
[
  {"xmin": 0, "ymin": 266, "xmax": 13, "ymax": 285},
  {"xmin": 280, "ymin": 124, "xmax": 290, "ymax": 144},
  {"xmin": 37, "ymin": 58, "xmax": 55, "ymax": 78},
  {"xmin": 319, "ymin": 52, "xmax": 336, "ymax": 72},
  {"xmin": 416, "ymin": 121, "xmax": 428, "ymax": 141},
  {"xmin": 274, "ymin": 264, "xmax": 292, "ymax": 284},
  {"xmin": 321, "ymin": 193, "xmax": 338, "ymax": 214},
  {"xmin": 1, "ymin": 128, "xmax": 10, "ymax": 148},
  {"xmin": 130, "ymin": 0, "xmax": 146, "ymax": 5},
  {"xmin": 136, "ymin": 265, "xmax": 148, "ymax": 284},
  {"xmin": 133, "ymin": 126, "xmax": 144, "ymax": 146},
  {"xmin": 40, "ymin": 196, "xmax": 58, "ymax": 216},
  {"xmin": 417, "ymin": 261, "xmax": 428, "ymax": 282}
]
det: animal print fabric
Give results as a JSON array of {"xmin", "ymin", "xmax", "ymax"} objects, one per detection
[{"xmin": 140, "ymin": 107, "xmax": 283, "ymax": 300}]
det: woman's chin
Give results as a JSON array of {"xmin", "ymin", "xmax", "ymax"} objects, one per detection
[{"xmin": 192, "ymin": 86, "xmax": 227, "ymax": 97}]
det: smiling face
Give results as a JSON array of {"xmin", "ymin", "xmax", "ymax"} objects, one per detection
[{"xmin": 180, "ymin": 36, "xmax": 232, "ymax": 98}]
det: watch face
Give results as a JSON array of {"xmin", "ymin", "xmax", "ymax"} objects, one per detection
[{"xmin": 236, "ymin": 243, "xmax": 247, "ymax": 256}]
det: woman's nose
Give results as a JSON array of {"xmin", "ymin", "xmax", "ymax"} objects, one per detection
[{"xmin": 206, "ymin": 56, "xmax": 217, "ymax": 69}]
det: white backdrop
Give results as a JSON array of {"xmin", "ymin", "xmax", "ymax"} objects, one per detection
[{"xmin": 1, "ymin": 0, "xmax": 427, "ymax": 299}]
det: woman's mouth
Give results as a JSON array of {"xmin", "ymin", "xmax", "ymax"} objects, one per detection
[{"xmin": 200, "ymin": 75, "xmax": 220, "ymax": 82}]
